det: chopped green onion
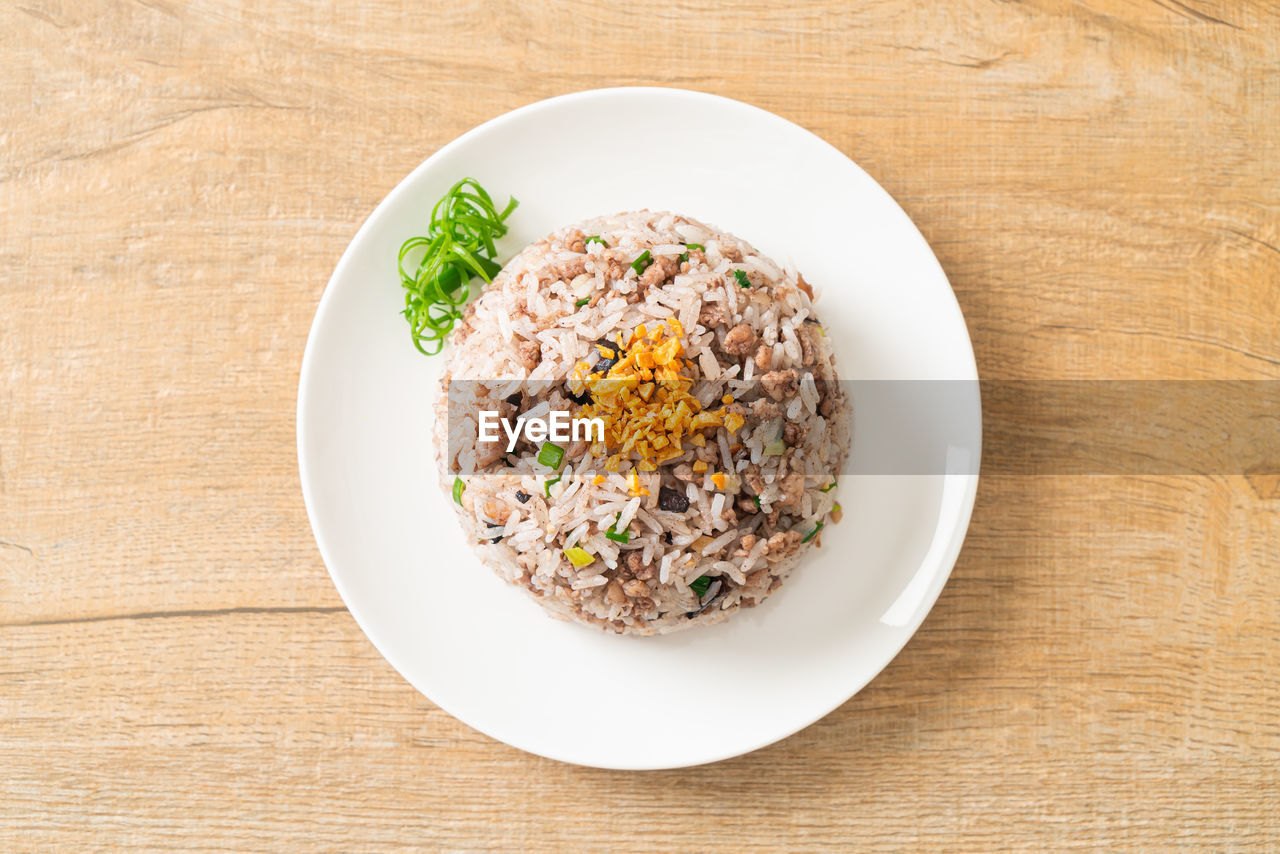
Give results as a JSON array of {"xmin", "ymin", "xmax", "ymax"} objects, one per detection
[
  {"xmin": 452, "ymin": 476, "xmax": 465, "ymax": 505},
  {"xmin": 564, "ymin": 546, "xmax": 595, "ymax": 568},
  {"xmin": 820, "ymin": 480, "xmax": 838, "ymax": 493},
  {"xmin": 584, "ymin": 235, "xmax": 607, "ymax": 248},
  {"xmin": 544, "ymin": 473, "xmax": 562, "ymax": 497},
  {"xmin": 763, "ymin": 438, "xmax": 786, "ymax": 456},
  {"xmin": 537, "ymin": 441, "xmax": 565, "ymax": 469},
  {"xmin": 678, "ymin": 252, "xmax": 689, "ymax": 264},
  {"xmin": 733, "ymin": 269, "xmax": 751, "ymax": 288},
  {"xmin": 689, "ymin": 575, "xmax": 711, "ymax": 597},
  {"xmin": 574, "ymin": 297, "xmax": 590, "ymax": 307},
  {"xmin": 685, "ymin": 243, "xmax": 704, "ymax": 251},
  {"xmin": 604, "ymin": 513, "xmax": 630, "ymax": 544},
  {"xmin": 752, "ymin": 495, "xmax": 761, "ymax": 508},
  {"xmin": 802, "ymin": 522, "xmax": 825, "ymax": 544},
  {"xmin": 630, "ymin": 249, "xmax": 652, "ymax": 276},
  {"xmin": 397, "ymin": 177, "xmax": 518, "ymax": 355}
]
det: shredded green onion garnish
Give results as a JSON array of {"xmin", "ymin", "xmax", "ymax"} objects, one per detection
[
  {"xmin": 685, "ymin": 243, "xmax": 704, "ymax": 251},
  {"xmin": 820, "ymin": 480, "xmax": 838, "ymax": 492},
  {"xmin": 537, "ymin": 441, "xmax": 565, "ymax": 469},
  {"xmin": 802, "ymin": 522, "xmax": 824, "ymax": 544},
  {"xmin": 752, "ymin": 495, "xmax": 761, "ymax": 509},
  {"xmin": 543, "ymin": 473, "xmax": 562, "ymax": 497},
  {"xmin": 630, "ymin": 250, "xmax": 652, "ymax": 276},
  {"xmin": 574, "ymin": 297, "xmax": 590, "ymax": 307},
  {"xmin": 678, "ymin": 252, "xmax": 689, "ymax": 264},
  {"xmin": 733, "ymin": 269, "xmax": 751, "ymax": 288},
  {"xmin": 605, "ymin": 512, "xmax": 630, "ymax": 544},
  {"xmin": 584, "ymin": 235, "xmax": 607, "ymax": 247},
  {"xmin": 397, "ymin": 177, "xmax": 518, "ymax": 355},
  {"xmin": 452, "ymin": 476, "xmax": 465, "ymax": 505},
  {"xmin": 689, "ymin": 575, "xmax": 711, "ymax": 597}
]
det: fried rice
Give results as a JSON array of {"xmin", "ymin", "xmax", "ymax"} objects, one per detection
[{"xmin": 435, "ymin": 210, "xmax": 850, "ymax": 635}]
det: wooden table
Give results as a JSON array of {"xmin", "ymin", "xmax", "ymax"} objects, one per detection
[{"xmin": 3, "ymin": 1, "xmax": 1277, "ymax": 849}]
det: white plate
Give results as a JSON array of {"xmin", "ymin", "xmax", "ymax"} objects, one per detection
[{"xmin": 298, "ymin": 88, "xmax": 980, "ymax": 769}]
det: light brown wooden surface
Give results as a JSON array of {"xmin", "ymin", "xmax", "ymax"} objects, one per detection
[{"xmin": 3, "ymin": 0, "xmax": 1278, "ymax": 849}]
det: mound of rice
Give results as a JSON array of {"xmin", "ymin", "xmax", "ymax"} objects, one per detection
[{"xmin": 435, "ymin": 211, "xmax": 850, "ymax": 635}]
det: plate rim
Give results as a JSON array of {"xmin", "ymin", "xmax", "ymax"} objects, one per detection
[{"xmin": 297, "ymin": 86, "xmax": 981, "ymax": 769}]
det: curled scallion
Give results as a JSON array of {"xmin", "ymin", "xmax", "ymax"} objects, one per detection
[{"xmin": 397, "ymin": 178, "xmax": 518, "ymax": 355}]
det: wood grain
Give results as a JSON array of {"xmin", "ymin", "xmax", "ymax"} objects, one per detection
[{"xmin": 2, "ymin": 0, "xmax": 1278, "ymax": 849}]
